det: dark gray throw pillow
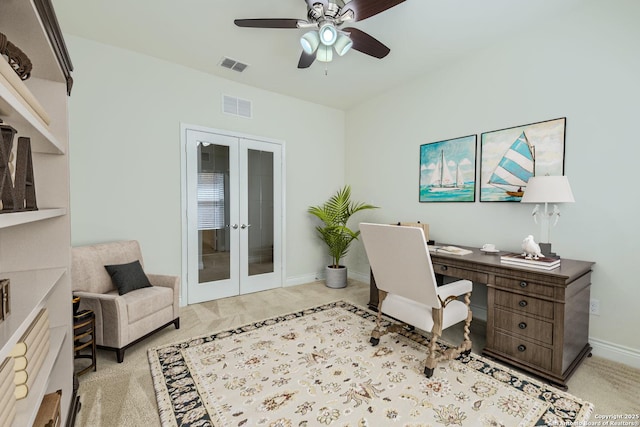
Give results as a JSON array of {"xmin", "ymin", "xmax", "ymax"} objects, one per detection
[{"xmin": 105, "ymin": 260, "xmax": 152, "ymax": 295}]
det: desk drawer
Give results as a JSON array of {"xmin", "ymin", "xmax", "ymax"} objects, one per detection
[
  {"xmin": 493, "ymin": 331, "xmax": 553, "ymax": 371},
  {"xmin": 494, "ymin": 276, "xmax": 554, "ymax": 298},
  {"xmin": 494, "ymin": 290, "xmax": 554, "ymax": 319},
  {"xmin": 493, "ymin": 308, "xmax": 553, "ymax": 345},
  {"xmin": 432, "ymin": 263, "xmax": 488, "ymax": 283}
]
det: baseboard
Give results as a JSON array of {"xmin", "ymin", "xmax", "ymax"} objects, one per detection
[
  {"xmin": 590, "ymin": 337, "xmax": 640, "ymax": 369},
  {"xmin": 348, "ymin": 270, "xmax": 369, "ymax": 284},
  {"xmin": 285, "ymin": 273, "xmax": 321, "ymax": 287}
]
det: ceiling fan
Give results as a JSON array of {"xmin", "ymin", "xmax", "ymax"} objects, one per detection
[{"xmin": 234, "ymin": 0, "xmax": 406, "ymax": 69}]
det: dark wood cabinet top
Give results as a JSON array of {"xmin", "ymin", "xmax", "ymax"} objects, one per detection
[{"xmin": 429, "ymin": 244, "xmax": 594, "ymax": 286}]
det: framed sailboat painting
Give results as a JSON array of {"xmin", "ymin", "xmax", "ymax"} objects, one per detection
[
  {"xmin": 419, "ymin": 134, "xmax": 477, "ymax": 202},
  {"xmin": 480, "ymin": 117, "xmax": 566, "ymax": 202}
]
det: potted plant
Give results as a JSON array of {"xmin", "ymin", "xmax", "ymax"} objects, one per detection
[{"xmin": 308, "ymin": 185, "xmax": 378, "ymax": 288}]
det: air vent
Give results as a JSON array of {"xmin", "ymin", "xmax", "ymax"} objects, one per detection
[
  {"xmin": 219, "ymin": 57, "xmax": 249, "ymax": 73},
  {"xmin": 223, "ymin": 95, "xmax": 252, "ymax": 119}
]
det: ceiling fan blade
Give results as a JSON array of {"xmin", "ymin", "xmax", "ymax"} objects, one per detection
[
  {"xmin": 297, "ymin": 51, "xmax": 316, "ymax": 69},
  {"xmin": 343, "ymin": 27, "xmax": 390, "ymax": 59},
  {"xmin": 340, "ymin": 0, "xmax": 406, "ymax": 22},
  {"xmin": 234, "ymin": 18, "xmax": 301, "ymax": 29}
]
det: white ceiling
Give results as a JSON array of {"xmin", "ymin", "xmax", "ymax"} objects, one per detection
[{"xmin": 52, "ymin": 0, "xmax": 582, "ymax": 110}]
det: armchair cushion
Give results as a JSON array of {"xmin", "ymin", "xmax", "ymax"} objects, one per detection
[{"xmin": 105, "ymin": 260, "xmax": 152, "ymax": 295}]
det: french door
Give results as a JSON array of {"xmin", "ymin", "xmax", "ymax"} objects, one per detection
[{"xmin": 184, "ymin": 127, "xmax": 283, "ymax": 304}]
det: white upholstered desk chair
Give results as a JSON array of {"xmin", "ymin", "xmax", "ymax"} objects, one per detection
[{"xmin": 359, "ymin": 223, "xmax": 473, "ymax": 377}]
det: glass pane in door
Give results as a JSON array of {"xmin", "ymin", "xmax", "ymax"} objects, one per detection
[
  {"xmin": 247, "ymin": 149, "xmax": 274, "ymax": 276},
  {"xmin": 198, "ymin": 143, "xmax": 231, "ymax": 283}
]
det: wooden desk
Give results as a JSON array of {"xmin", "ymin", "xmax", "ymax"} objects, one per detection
[{"xmin": 368, "ymin": 245, "xmax": 594, "ymax": 390}]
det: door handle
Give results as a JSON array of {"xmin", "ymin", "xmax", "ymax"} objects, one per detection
[
  {"xmin": 241, "ymin": 224, "xmax": 251, "ymax": 229},
  {"xmin": 231, "ymin": 224, "xmax": 239, "ymax": 229}
]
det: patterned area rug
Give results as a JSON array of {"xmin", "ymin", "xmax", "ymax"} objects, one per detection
[{"xmin": 148, "ymin": 301, "xmax": 593, "ymax": 426}]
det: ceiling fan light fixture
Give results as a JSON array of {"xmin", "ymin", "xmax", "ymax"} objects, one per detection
[
  {"xmin": 334, "ymin": 33, "xmax": 353, "ymax": 56},
  {"xmin": 316, "ymin": 44, "xmax": 333, "ymax": 62},
  {"xmin": 319, "ymin": 22, "xmax": 337, "ymax": 46},
  {"xmin": 300, "ymin": 31, "xmax": 320, "ymax": 54}
]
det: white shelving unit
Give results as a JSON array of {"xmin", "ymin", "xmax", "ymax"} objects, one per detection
[{"xmin": 0, "ymin": 0, "xmax": 74, "ymax": 425}]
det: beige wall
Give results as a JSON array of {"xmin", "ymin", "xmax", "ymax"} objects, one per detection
[{"xmin": 344, "ymin": 0, "xmax": 640, "ymax": 365}]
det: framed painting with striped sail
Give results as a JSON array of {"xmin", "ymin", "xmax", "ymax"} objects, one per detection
[{"xmin": 480, "ymin": 118, "xmax": 566, "ymax": 202}]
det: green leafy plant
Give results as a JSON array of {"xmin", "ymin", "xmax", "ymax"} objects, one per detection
[{"xmin": 308, "ymin": 185, "xmax": 378, "ymax": 268}]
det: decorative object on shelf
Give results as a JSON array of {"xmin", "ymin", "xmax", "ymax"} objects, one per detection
[
  {"xmin": 0, "ymin": 32, "xmax": 32, "ymax": 80},
  {"xmin": 480, "ymin": 117, "xmax": 566, "ymax": 202},
  {"xmin": 0, "ymin": 278, "xmax": 9, "ymax": 322},
  {"xmin": 308, "ymin": 185, "xmax": 378, "ymax": 288},
  {"xmin": 33, "ymin": 389, "xmax": 62, "ymax": 427},
  {"xmin": 521, "ymin": 175, "xmax": 575, "ymax": 257},
  {"xmin": 10, "ymin": 308, "xmax": 50, "ymax": 400},
  {"xmin": 419, "ymin": 134, "xmax": 476, "ymax": 202},
  {"xmin": 0, "ymin": 357, "xmax": 17, "ymax": 426},
  {"xmin": 0, "ymin": 120, "xmax": 38, "ymax": 213}
]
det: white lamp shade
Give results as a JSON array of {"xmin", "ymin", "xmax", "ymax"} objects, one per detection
[
  {"xmin": 521, "ymin": 175, "xmax": 575, "ymax": 203},
  {"xmin": 334, "ymin": 33, "xmax": 353, "ymax": 56},
  {"xmin": 319, "ymin": 23, "xmax": 337, "ymax": 46},
  {"xmin": 316, "ymin": 45, "xmax": 333, "ymax": 62},
  {"xmin": 300, "ymin": 31, "xmax": 320, "ymax": 54}
]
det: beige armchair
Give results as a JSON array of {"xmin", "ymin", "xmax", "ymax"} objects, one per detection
[
  {"xmin": 71, "ymin": 240, "xmax": 180, "ymax": 363},
  {"xmin": 360, "ymin": 223, "xmax": 473, "ymax": 378}
]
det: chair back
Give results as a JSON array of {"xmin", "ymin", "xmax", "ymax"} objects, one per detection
[
  {"xmin": 72, "ymin": 240, "xmax": 145, "ymax": 294},
  {"xmin": 360, "ymin": 223, "xmax": 441, "ymax": 308}
]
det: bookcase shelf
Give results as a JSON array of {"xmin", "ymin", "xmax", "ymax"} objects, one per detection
[
  {"xmin": 0, "ymin": 0, "xmax": 74, "ymax": 425},
  {"xmin": 0, "ymin": 269, "xmax": 65, "ymax": 361},
  {"xmin": 0, "ymin": 209, "xmax": 67, "ymax": 230}
]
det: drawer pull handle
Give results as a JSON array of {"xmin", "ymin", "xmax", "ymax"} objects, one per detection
[
  {"xmin": 520, "ymin": 281, "xmax": 528, "ymax": 288},
  {"xmin": 517, "ymin": 344, "xmax": 527, "ymax": 352},
  {"xmin": 518, "ymin": 322, "xmax": 527, "ymax": 329},
  {"xmin": 440, "ymin": 265, "xmax": 448, "ymax": 271},
  {"xmin": 519, "ymin": 300, "xmax": 528, "ymax": 307}
]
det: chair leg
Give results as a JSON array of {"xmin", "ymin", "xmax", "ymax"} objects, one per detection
[
  {"xmin": 424, "ymin": 332, "xmax": 440, "ymax": 377},
  {"xmin": 370, "ymin": 290, "xmax": 387, "ymax": 346},
  {"xmin": 174, "ymin": 317, "xmax": 180, "ymax": 329},
  {"xmin": 116, "ymin": 348, "xmax": 125, "ymax": 363}
]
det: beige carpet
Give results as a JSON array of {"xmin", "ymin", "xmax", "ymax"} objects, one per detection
[
  {"xmin": 74, "ymin": 280, "xmax": 640, "ymax": 426},
  {"xmin": 148, "ymin": 300, "xmax": 593, "ymax": 426}
]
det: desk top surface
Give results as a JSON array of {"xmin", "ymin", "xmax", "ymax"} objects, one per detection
[{"xmin": 429, "ymin": 243, "xmax": 594, "ymax": 281}]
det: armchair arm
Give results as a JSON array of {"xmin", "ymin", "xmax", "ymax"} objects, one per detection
[
  {"xmin": 72, "ymin": 291, "xmax": 128, "ymax": 348},
  {"xmin": 147, "ymin": 273, "xmax": 180, "ymax": 319},
  {"xmin": 436, "ymin": 279, "xmax": 473, "ymax": 304}
]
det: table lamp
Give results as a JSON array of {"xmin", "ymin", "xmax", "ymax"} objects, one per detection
[{"xmin": 520, "ymin": 175, "xmax": 575, "ymax": 257}]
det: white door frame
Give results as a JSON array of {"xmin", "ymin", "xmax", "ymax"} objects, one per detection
[{"xmin": 180, "ymin": 123, "xmax": 286, "ymax": 305}]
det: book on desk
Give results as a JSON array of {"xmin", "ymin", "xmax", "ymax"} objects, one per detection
[
  {"xmin": 500, "ymin": 252, "xmax": 561, "ymax": 270},
  {"xmin": 428, "ymin": 245, "xmax": 473, "ymax": 256}
]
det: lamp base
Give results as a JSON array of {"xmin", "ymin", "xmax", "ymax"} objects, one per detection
[{"xmin": 539, "ymin": 243, "xmax": 559, "ymax": 259}]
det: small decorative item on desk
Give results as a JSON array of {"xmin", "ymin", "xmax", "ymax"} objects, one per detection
[
  {"xmin": 1, "ymin": 278, "xmax": 9, "ymax": 321},
  {"xmin": 480, "ymin": 243, "xmax": 500, "ymax": 254},
  {"xmin": 521, "ymin": 235, "xmax": 543, "ymax": 259},
  {"xmin": 500, "ymin": 252, "xmax": 561, "ymax": 270}
]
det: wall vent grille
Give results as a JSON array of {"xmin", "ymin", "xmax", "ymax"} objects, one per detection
[
  {"xmin": 219, "ymin": 57, "xmax": 249, "ymax": 73},
  {"xmin": 223, "ymin": 95, "xmax": 252, "ymax": 118}
]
